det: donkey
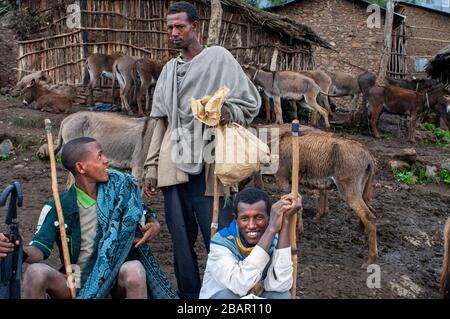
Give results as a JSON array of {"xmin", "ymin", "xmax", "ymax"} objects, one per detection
[
  {"xmin": 386, "ymin": 76, "xmax": 439, "ymax": 92},
  {"xmin": 22, "ymin": 78, "xmax": 72, "ymax": 114},
  {"xmin": 365, "ymin": 84, "xmax": 449, "ymax": 143},
  {"xmin": 248, "ymin": 129, "xmax": 377, "ymax": 268},
  {"xmin": 131, "ymin": 58, "xmax": 164, "ymax": 117},
  {"xmin": 83, "ymin": 52, "xmax": 124, "ymax": 107},
  {"xmin": 242, "ymin": 64, "xmax": 337, "ymax": 128},
  {"xmin": 111, "ymin": 55, "xmax": 139, "ymax": 114},
  {"xmin": 299, "ymin": 69, "xmax": 334, "ymax": 126},
  {"xmin": 328, "ymin": 71, "xmax": 376, "ymax": 122}
]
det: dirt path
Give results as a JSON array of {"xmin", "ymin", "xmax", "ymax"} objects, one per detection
[{"xmin": 0, "ymin": 96, "xmax": 448, "ymax": 298}]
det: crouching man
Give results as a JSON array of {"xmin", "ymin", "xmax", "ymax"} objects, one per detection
[
  {"xmin": 0, "ymin": 137, "xmax": 177, "ymax": 299},
  {"xmin": 199, "ymin": 187, "xmax": 301, "ymax": 299}
]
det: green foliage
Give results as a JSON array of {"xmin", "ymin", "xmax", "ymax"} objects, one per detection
[
  {"xmin": 421, "ymin": 122, "xmax": 450, "ymax": 146},
  {"xmin": 12, "ymin": 7, "xmax": 53, "ymax": 40},
  {"xmin": 393, "ymin": 163, "xmax": 450, "ymax": 186},
  {"xmin": 393, "ymin": 169, "xmax": 417, "ymax": 185},
  {"xmin": 0, "ymin": 154, "xmax": 9, "ymax": 161},
  {"xmin": 440, "ymin": 169, "xmax": 450, "ymax": 186}
]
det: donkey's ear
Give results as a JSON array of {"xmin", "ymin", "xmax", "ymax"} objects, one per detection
[{"xmin": 27, "ymin": 78, "xmax": 36, "ymax": 87}]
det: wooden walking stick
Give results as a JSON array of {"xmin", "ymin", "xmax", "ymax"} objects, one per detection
[
  {"xmin": 211, "ymin": 174, "xmax": 219, "ymax": 238},
  {"xmin": 290, "ymin": 120, "xmax": 302, "ymax": 298},
  {"xmin": 44, "ymin": 119, "xmax": 77, "ymax": 299}
]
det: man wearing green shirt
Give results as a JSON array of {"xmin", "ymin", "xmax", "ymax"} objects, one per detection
[{"xmin": 0, "ymin": 137, "xmax": 177, "ymax": 299}]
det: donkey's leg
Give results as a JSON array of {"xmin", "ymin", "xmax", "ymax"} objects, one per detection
[
  {"xmin": 136, "ymin": 83, "xmax": 146, "ymax": 117},
  {"xmin": 122, "ymin": 82, "xmax": 133, "ymax": 113},
  {"xmin": 87, "ymin": 71, "xmax": 99, "ymax": 107},
  {"xmin": 145, "ymin": 85, "xmax": 151, "ymax": 114},
  {"xmin": 310, "ymin": 111, "xmax": 320, "ymax": 127},
  {"xmin": 262, "ymin": 95, "xmax": 271, "ymax": 123},
  {"xmin": 305, "ymin": 94, "xmax": 330, "ymax": 129},
  {"xmin": 408, "ymin": 113, "xmax": 418, "ymax": 143},
  {"xmin": 273, "ymin": 95, "xmax": 284, "ymax": 125},
  {"xmin": 314, "ymin": 189, "xmax": 329, "ymax": 222},
  {"xmin": 369, "ymin": 103, "xmax": 383, "ymax": 139},
  {"xmin": 340, "ymin": 181, "xmax": 377, "ymax": 267}
]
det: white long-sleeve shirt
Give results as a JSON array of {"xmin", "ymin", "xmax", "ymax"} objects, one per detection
[{"xmin": 199, "ymin": 244, "xmax": 293, "ymax": 299}]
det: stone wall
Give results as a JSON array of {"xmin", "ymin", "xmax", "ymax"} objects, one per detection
[
  {"xmin": 271, "ymin": 0, "xmax": 386, "ymax": 77},
  {"xmin": 397, "ymin": 4, "xmax": 450, "ymax": 79}
]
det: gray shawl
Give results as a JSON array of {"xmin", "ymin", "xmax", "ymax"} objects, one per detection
[{"xmin": 150, "ymin": 46, "xmax": 261, "ymax": 175}]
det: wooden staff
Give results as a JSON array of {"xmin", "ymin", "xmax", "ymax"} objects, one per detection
[
  {"xmin": 44, "ymin": 119, "xmax": 77, "ymax": 299},
  {"xmin": 290, "ymin": 120, "xmax": 302, "ymax": 298},
  {"xmin": 211, "ymin": 174, "xmax": 219, "ymax": 239}
]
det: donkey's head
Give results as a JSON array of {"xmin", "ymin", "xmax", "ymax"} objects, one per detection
[{"xmin": 22, "ymin": 78, "xmax": 41, "ymax": 106}]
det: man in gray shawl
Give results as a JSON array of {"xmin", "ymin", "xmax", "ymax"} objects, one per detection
[{"xmin": 143, "ymin": 1, "xmax": 261, "ymax": 299}]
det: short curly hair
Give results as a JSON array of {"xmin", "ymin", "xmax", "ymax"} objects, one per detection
[
  {"xmin": 61, "ymin": 137, "xmax": 97, "ymax": 174},
  {"xmin": 234, "ymin": 187, "xmax": 272, "ymax": 216},
  {"xmin": 168, "ymin": 1, "xmax": 199, "ymax": 23}
]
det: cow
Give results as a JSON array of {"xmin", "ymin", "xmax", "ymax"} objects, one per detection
[
  {"xmin": 131, "ymin": 58, "xmax": 164, "ymax": 117},
  {"xmin": 22, "ymin": 79, "xmax": 72, "ymax": 114},
  {"xmin": 386, "ymin": 76, "xmax": 439, "ymax": 92},
  {"xmin": 365, "ymin": 84, "xmax": 449, "ymax": 143},
  {"xmin": 242, "ymin": 64, "xmax": 336, "ymax": 128},
  {"xmin": 111, "ymin": 55, "xmax": 139, "ymax": 114},
  {"xmin": 328, "ymin": 71, "xmax": 376, "ymax": 122},
  {"xmin": 248, "ymin": 128, "xmax": 377, "ymax": 268},
  {"xmin": 83, "ymin": 52, "xmax": 124, "ymax": 107},
  {"xmin": 37, "ymin": 111, "xmax": 156, "ymax": 185},
  {"xmin": 441, "ymin": 217, "xmax": 450, "ymax": 299}
]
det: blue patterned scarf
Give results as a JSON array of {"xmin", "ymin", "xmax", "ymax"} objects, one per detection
[
  {"xmin": 77, "ymin": 170, "xmax": 178, "ymax": 299},
  {"xmin": 211, "ymin": 219, "xmax": 278, "ymax": 261}
]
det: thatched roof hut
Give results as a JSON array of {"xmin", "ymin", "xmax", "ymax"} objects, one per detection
[
  {"xmin": 16, "ymin": 0, "xmax": 332, "ymax": 86},
  {"xmin": 426, "ymin": 45, "xmax": 450, "ymax": 84}
]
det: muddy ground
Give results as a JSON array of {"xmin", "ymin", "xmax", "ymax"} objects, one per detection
[{"xmin": 0, "ymin": 94, "xmax": 449, "ymax": 299}]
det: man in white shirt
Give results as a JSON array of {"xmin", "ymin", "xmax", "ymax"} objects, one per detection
[{"xmin": 199, "ymin": 188, "xmax": 302, "ymax": 299}]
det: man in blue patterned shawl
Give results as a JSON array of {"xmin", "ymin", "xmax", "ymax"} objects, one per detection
[{"xmin": 0, "ymin": 137, "xmax": 177, "ymax": 299}]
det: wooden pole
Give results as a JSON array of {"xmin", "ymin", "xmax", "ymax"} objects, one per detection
[
  {"xmin": 44, "ymin": 119, "xmax": 77, "ymax": 299},
  {"xmin": 211, "ymin": 174, "xmax": 219, "ymax": 239},
  {"xmin": 208, "ymin": 0, "xmax": 223, "ymax": 46},
  {"xmin": 378, "ymin": 0, "xmax": 395, "ymax": 84},
  {"xmin": 290, "ymin": 120, "xmax": 301, "ymax": 298}
]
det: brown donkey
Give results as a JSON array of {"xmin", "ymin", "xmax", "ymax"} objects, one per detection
[
  {"xmin": 131, "ymin": 58, "xmax": 164, "ymax": 117},
  {"xmin": 83, "ymin": 52, "xmax": 124, "ymax": 107},
  {"xmin": 255, "ymin": 131, "xmax": 377, "ymax": 268},
  {"xmin": 23, "ymin": 79, "xmax": 72, "ymax": 114},
  {"xmin": 111, "ymin": 56, "xmax": 139, "ymax": 114},
  {"xmin": 366, "ymin": 84, "xmax": 449, "ymax": 143}
]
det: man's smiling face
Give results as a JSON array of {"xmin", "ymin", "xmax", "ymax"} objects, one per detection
[{"xmin": 236, "ymin": 200, "xmax": 269, "ymax": 246}]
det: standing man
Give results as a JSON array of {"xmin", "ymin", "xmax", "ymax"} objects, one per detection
[{"xmin": 143, "ymin": 1, "xmax": 261, "ymax": 299}]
